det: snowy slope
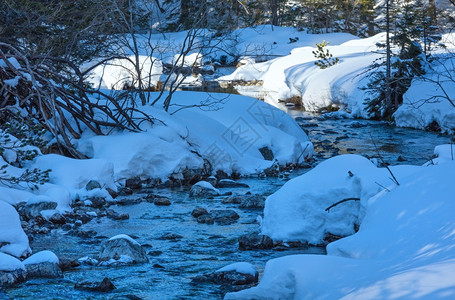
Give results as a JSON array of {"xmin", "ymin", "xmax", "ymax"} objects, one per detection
[
  {"xmin": 219, "ymin": 33, "xmax": 385, "ymax": 114},
  {"xmin": 77, "ymin": 92, "xmax": 313, "ymax": 180},
  {"xmin": 225, "ymin": 151, "xmax": 455, "ymax": 299}
]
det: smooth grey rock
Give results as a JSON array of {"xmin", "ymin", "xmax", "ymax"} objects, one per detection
[
  {"xmin": 154, "ymin": 197, "xmax": 171, "ymax": 206},
  {"xmin": 25, "ymin": 262, "xmax": 63, "ymax": 279},
  {"xmin": 99, "ymin": 236, "xmax": 149, "ymax": 264},
  {"xmin": 75, "ymin": 277, "xmax": 116, "ymax": 292},
  {"xmin": 191, "ymin": 207, "xmax": 208, "ymax": 218},
  {"xmin": 239, "ymin": 234, "xmax": 273, "ymax": 250},
  {"xmin": 239, "ymin": 195, "xmax": 266, "ymax": 209},
  {"xmin": 209, "ymin": 210, "xmax": 239, "ymax": 220},
  {"xmin": 196, "ymin": 215, "xmax": 214, "ymax": 224},
  {"xmin": 85, "ymin": 180, "xmax": 102, "ymax": 191}
]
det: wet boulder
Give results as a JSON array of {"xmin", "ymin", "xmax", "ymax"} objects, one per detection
[
  {"xmin": 210, "ymin": 210, "xmax": 240, "ymax": 225},
  {"xmin": 239, "ymin": 234, "xmax": 273, "ymax": 250},
  {"xmin": 189, "ymin": 181, "xmax": 220, "ymax": 197},
  {"xmin": 75, "ymin": 277, "xmax": 116, "ymax": 292},
  {"xmin": 99, "ymin": 234, "xmax": 149, "ymax": 264},
  {"xmin": 223, "ymin": 194, "xmax": 265, "ymax": 209},
  {"xmin": 23, "ymin": 250, "xmax": 63, "ymax": 279},
  {"xmin": 191, "ymin": 207, "xmax": 208, "ymax": 218},
  {"xmin": 153, "ymin": 197, "xmax": 171, "ymax": 206},
  {"xmin": 192, "ymin": 262, "xmax": 258, "ymax": 285},
  {"xmin": 0, "ymin": 253, "xmax": 26, "ymax": 287},
  {"xmin": 125, "ymin": 177, "xmax": 142, "ymax": 190},
  {"xmin": 239, "ymin": 194, "xmax": 266, "ymax": 209}
]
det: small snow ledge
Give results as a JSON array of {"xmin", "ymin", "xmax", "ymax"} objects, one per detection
[{"xmin": 216, "ymin": 262, "xmax": 257, "ymax": 277}]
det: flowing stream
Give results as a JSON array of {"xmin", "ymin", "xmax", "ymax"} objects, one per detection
[{"xmin": 3, "ymin": 95, "xmax": 452, "ymax": 299}]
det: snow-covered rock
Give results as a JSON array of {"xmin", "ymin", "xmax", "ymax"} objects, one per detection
[
  {"xmin": 261, "ymin": 154, "xmax": 418, "ymax": 245},
  {"xmin": 193, "ymin": 262, "xmax": 258, "ymax": 286},
  {"xmin": 0, "ymin": 201, "xmax": 31, "ymax": 258},
  {"xmin": 225, "ymin": 156, "xmax": 455, "ymax": 299},
  {"xmin": 22, "ymin": 196, "xmax": 57, "ymax": 219},
  {"xmin": 190, "ymin": 181, "xmax": 220, "ymax": 197},
  {"xmin": 0, "ymin": 252, "xmax": 26, "ymax": 287},
  {"xmin": 98, "ymin": 234, "xmax": 149, "ymax": 265},
  {"xmin": 23, "ymin": 250, "xmax": 62, "ymax": 279}
]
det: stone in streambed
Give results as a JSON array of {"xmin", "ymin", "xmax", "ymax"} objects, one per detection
[
  {"xmin": 239, "ymin": 234, "xmax": 273, "ymax": 250},
  {"xmin": 75, "ymin": 277, "xmax": 116, "ymax": 292},
  {"xmin": 99, "ymin": 234, "xmax": 149, "ymax": 264}
]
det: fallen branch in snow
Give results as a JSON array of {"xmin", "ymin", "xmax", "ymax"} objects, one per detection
[{"xmin": 325, "ymin": 197, "xmax": 361, "ymax": 212}]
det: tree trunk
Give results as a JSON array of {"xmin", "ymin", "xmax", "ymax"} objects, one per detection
[{"xmin": 428, "ymin": 0, "xmax": 437, "ymax": 25}]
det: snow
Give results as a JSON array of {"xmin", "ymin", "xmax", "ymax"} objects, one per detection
[
  {"xmin": 109, "ymin": 234, "xmax": 140, "ymax": 246},
  {"xmin": 0, "ymin": 187, "xmax": 35, "ymax": 206},
  {"xmin": 394, "ymin": 47, "xmax": 455, "ymax": 133},
  {"xmin": 193, "ymin": 181, "xmax": 219, "ymax": 192},
  {"xmin": 0, "ymin": 201, "xmax": 31, "ymax": 258},
  {"xmin": 0, "ymin": 252, "xmax": 25, "ymax": 272},
  {"xmin": 216, "ymin": 262, "xmax": 257, "ymax": 276},
  {"xmin": 77, "ymin": 91, "xmax": 313, "ymax": 179},
  {"xmin": 225, "ymin": 152, "xmax": 455, "ymax": 299},
  {"xmin": 88, "ymin": 55, "xmax": 163, "ymax": 90},
  {"xmin": 31, "ymin": 154, "xmax": 116, "ymax": 190},
  {"xmin": 261, "ymin": 154, "xmax": 418, "ymax": 244},
  {"xmin": 219, "ymin": 33, "xmax": 384, "ymax": 114},
  {"xmin": 23, "ymin": 250, "xmax": 59, "ymax": 265}
]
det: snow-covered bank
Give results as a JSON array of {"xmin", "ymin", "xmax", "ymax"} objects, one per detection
[
  {"xmin": 225, "ymin": 146, "xmax": 455, "ymax": 299},
  {"xmin": 77, "ymin": 92, "xmax": 313, "ymax": 181},
  {"xmin": 394, "ymin": 45, "xmax": 455, "ymax": 133},
  {"xmin": 220, "ymin": 30, "xmax": 455, "ymax": 133},
  {"xmin": 219, "ymin": 33, "xmax": 384, "ymax": 114}
]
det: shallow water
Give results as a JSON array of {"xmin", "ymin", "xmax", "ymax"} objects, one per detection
[{"xmin": 4, "ymin": 112, "xmax": 451, "ymax": 300}]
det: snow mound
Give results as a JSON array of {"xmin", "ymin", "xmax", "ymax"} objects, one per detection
[
  {"xmin": 0, "ymin": 201, "xmax": 31, "ymax": 258},
  {"xmin": 261, "ymin": 154, "xmax": 418, "ymax": 244},
  {"xmin": 23, "ymin": 250, "xmax": 59, "ymax": 265},
  {"xmin": 226, "ymin": 158, "xmax": 455, "ymax": 299},
  {"xmin": 32, "ymin": 154, "xmax": 116, "ymax": 190},
  {"xmin": 0, "ymin": 252, "xmax": 25, "ymax": 272},
  {"xmin": 78, "ymin": 92, "xmax": 313, "ymax": 180}
]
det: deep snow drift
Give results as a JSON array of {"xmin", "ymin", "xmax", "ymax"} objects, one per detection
[
  {"xmin": 77, "ymin": 92, "xmax": 313, "ymax": 181},
  {"xmin": 225, "ymin": 145, "xmax": 455, "ymax": 299}
]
